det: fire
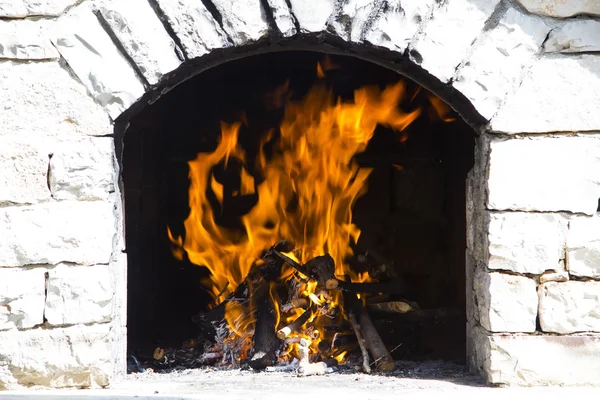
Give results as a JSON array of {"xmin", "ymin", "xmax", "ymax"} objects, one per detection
[{"xmin": 168, "ymin": 59, "xmax": 428, "ymax": 365}]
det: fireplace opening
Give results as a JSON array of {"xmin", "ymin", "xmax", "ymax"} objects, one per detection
[{"xmin": 123, "ymin": 51, "xmax": 475, "ymax": 372}]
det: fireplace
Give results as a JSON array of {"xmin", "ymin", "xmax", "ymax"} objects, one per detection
[{"xmin": 1, "ymin": 0, "xmax": 600, "ymax": 390}]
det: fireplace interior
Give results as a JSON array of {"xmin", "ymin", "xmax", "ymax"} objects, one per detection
[{"xmin": 123, "ymin": 51, "xmax": 475, "ymax": 371}]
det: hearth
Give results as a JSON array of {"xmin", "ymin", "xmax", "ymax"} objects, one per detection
[{"xmin": 2, "ymin": 0, "xmax": 600, "ymax": 390}]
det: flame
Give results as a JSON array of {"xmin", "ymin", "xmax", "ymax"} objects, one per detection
[
  {"xmin": 428, "ymin": 95, "xmax": 455, "ymax": 122},
  {"xmin": 168, "ymin": 63, "xmax": 433, "ymax": 364}
]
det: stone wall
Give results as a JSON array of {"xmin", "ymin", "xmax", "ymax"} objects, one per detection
[{"xmin": 0, "ymin": 0, "xmax": 599, "ymax": 389}]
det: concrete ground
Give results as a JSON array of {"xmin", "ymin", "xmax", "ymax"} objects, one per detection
[{"xmin": 2, "ymin": 362, "xmax": 600, "ymax": 399}]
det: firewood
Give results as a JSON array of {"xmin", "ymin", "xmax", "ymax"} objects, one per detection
[
  {"xmin": 297, "ymin": 338, "xmax": 332, "ymax": 376},
  {"xmin": 276, "ymin": 306, "xmax": 313, "ymax": 339},
  {"xmin": 347, "ymin": 311, "xmax": 371, "ymax": 373},
  {"xmin": 281, "ymin": 298, "xmax": 309, "ymax": 313},
  {"xmin": 368, "ymin": 301, "xmax": 415, "ymax": 314},
  {"xmin": 248, "ymin": 279, "xmax": 280, "ymax": 370},
  {"xmin": 359, "ymin": 308, "xmax": 395, "ymax": 372},
  {"xmin": 305, "ymin": 254, "xmax": 338, "ymax": 289}
]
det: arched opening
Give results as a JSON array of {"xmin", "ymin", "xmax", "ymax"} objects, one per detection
[{"xmin": 122, "ymin": 50, "xmax": 475, "ymax": 370}]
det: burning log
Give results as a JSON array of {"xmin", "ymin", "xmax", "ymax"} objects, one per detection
[
  {"xmin": 359, "ymin": 308, "xmax": 395, "ymax": 372},
  {"xmin": 305, "ymin": 255, "xmax": 338, "ymax": 290},
  {"xmin": 281, "ymin": 298, "xmax": 309, "ymax": 313},
  {"xmin": 248, "ymin": 279, "xmax": 280, "ymax": 370},
  {"xmin": 277, "ymin": 306, "xmax": 313, "ymax": 339}
]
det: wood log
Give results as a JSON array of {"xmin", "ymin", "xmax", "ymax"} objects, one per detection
[
  {"xmin": 305, "ymin": 254, "xmax": 338, "ymax": 289},
  {"xmin": 359, "ymin": 308, "xmax": 395, "ymax": 372},
  {"xmin": 248, "ymin": 279, "xmax": 280, "ymax": 370},
  {"xmin": 281, "ymin": 298, "xmax": 309, "ymax": 313},
  {"xmin": 276, "ymin": 306, "xmax": 313, "ymax": 339},
  {"xmin": 368, "ymin": 301, "xmax": 415, "ymax": 314},
  {"xmin": 348, "ymin": 311, "xmax": 371, "ymax": 374}
]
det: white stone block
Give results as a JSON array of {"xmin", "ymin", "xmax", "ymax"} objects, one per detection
[
  {"xmin": 154, "ymin": 0, "xmax": 229, "ymax": 59},
  {"xmin": 0, "ymin": 268, "xmax": 46, "ymax": 331},
  {"xmin": 99, "ymin": 0, "xmax": 182, "ymax": 85},
  {"xmin": 516, "ymin": 0, "xmax": 600, "ymax": 18},
  {"xmin": 52, "ymin": 8, "xmax": 146, "ymax": 119},
  {"xmin": 487, "ymin": 135, "xmax": 600, "ymax": 215},
  {"xmin": 472, "ymin": 325, "xmax": 600, "ymax": 385},
  {"xmin": 265, "ymin": 0, "xmax": 296, "ymax": 37},
  {"xmin": 211, "ymin": 0, "xmax": 269, "ymax": 45},
  {"xmin": 0, "ymin": 324, "xmax": 113, "ymax": 389},
  {"xmin": 48, "ymin": 137, "xmax": 117, "ymax": 201},
  {"xmin": 453, "ymin": 7, "xmax": 549, "ymax": 119},
  {"xmin": 545, "ymin": 20, "xmax": 600, "ymax": 53},
  {"xmin": 289, "ymin": 0, "xmax": 335, "ymax": 33},
  {"xmin": 568, "ymin": 215, "xmax": 600, "ymax": 278},
  {"xmin": 474, "ymin": 271, "xmax": 537, "ymax": 333},
  {"xmin": 0, "ymin": 0, "xmax": 79, "ymax": 18},
  {"xmin": 488, "ymin": 212, "xmax": 568, "ymax": 274},
  {"xmin": 0, "ymin": 19, "xmax": 59, "ymax": 60},
  {"xmin": 491, "ymin": 55, "xmax": 600, "ymax": 133},
  {"xmin": 410, "ymin": 0, "xmax": 501, "ymax": 83},
  {"xmin": 0, "ymin": 61, "xmax": 112, "ymax": 137},
  {"xmin": 539, "ymin": 281, "xmax": 600, "ymax": 334},
  {"xmin": 0, "ymin": 201, "xmax": 116, "ymax": 267},
  {"xmin": 45, "ymin": 264, "xmax": 114, "ymax": 326},
  {"xmin": 0, "ymin": 138, "xmax": 51, "ymax": 205}
]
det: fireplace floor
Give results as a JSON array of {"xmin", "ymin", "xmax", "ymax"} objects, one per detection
[{"xmin": 3, "ymin": 363, "xmax": 600, "ymax": 399}]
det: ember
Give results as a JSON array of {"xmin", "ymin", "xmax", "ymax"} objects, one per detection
[{"xmin": 160, "ymin": 57, "xmax": 456, "ymax": 373}]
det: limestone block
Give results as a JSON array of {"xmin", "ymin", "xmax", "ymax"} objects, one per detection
[
  {"xmin": 410, "ymin": 0, "xmax": 502, "ymax": 83},
  {"xmin": 0, "ymin": 201, "xmax": 116, "ymax": 267},
  {"xmin": 288, "ymin": 0, "xmax": 335, "ymax": 33},
  {"xmin": 472, "ymin": 326, "xmax": 600, "ymax": 385},
  {"xmin": 0, "ymin": 268, "xmax": 46, "ymax": 331},
  {"xmin": 154, "ymin": 0, "xmax": 229, "ymax": 59},
  {"xmin": 0, "ymin": 324, "xmax": 113, "ymax": 389},
  {"xmin": 110, "ymin": 254, "xmax": 127, "ymax": 329},
  {"xmin": 491, "ymin": 55, "xmax": 600, "ymax": 133},
  {"xmin": 474, "ymin": 271, "xmax": 537, "ymax": 333},
  {"xmin": 0, "ymin": 61, "xmax": 112, "ymax": 137},
  {"xmin": 0, "ymin": 138, "xmax": 51, "ymax": 205},
  {"xmin": 539, "ymin": 270, "xmax": 569, "ymax": 283},
  {"xmin": 0, "ymin": 0, "xmax": 79, "ymax": 18},
  {"xmin": 487, "ymin": 135, "xmax": 600, "ymax": 215},
  {"xmin": 453, "ymin": 7, "xmax": 549, "ymax": 119},
  {"xmin": 265, "ymin": 0, "xmax": 296, "ymax": 37},
  {"xmin": 52, "ymin": 8, "xmax": 145, "ymax": 119},
  {"xmin": 211, "ymin": 0, "xmax": 269, "ymax": 45},
  {"xmin": 539, "ymin": 281, "xmax": 600, "ymax": 334},
  {"xmin": 0, "ymin": 19, "xmax": 59, "ymax": 60},
  {"xmin": 45, "ymin": 264, "xmax": 114, "ymax": 326},
  {"xmin": 48, "ymin": 137, "xmax": 117, "ymax": 201},
  {"xmin": 99, "ymin": 0, "xmax": 182, "ymax": 85},
  {"xmin": 567, "ymin": 215, "xmax": 600, "ymax": 278},
  {"xmin": 488, "ymin": 212, "xmax": 568, "ymax": 274},
  {"xmin": 516, "ymin": 0, "xmax": 600, "ymax": 18},
  {"xmin": 544, "ymin": 20, "xmax": 600, "ymax": 53}
]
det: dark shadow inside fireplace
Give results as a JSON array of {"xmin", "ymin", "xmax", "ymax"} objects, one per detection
[{"xmin": 122, "ymin": 51, "xmax": 475, "ymax": 368}]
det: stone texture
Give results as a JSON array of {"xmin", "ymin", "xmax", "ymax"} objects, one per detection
[
  {"xmin": 154, "ymin": 0, "xmax": 229, "ymax": 59},
  {"xmin": 0, "ymin": 61, "xmax": 112, "ymax": 137},
  {"xmin": 471, "ymin": 325, "xmax": 600, "ymax": 385},
  {"xmin": 453, "ymin": 7, "xmax": 549, "ymax": 119},
  {"xmin": 540, "ymin": 269, "xmax": 569, "ymax": 283},
  {"xmin": 265, "ymin": 0, "xmax": 296, "ymax": 37},
  {"xmin": 0, "ymin": 201, "xmax": 116, "ymax": 267},
  {"xmin": 487, "ymin": 212, "xmax": 568, "ymax": 274},
  {"xmin": 45, "ymin": 264, "xmax": 114, "ymax": 326},
  {"xmin": 0, "ymin": 0, "xmax": 79, "ymax": 18},
  {"xmin": 0, "ymin": 138, "xmax": 51, "ymax": 206},
  {"xmin": 0, "ymin": 268, "xmax": 45, "ymax": 331},
  {"xmin": 491, "ymin": 55, "xmax": 600, "ymax": 133},
  {"xmin": 487, "ymin": 135, "xmax": 600, "ymax": 215},
  {"xmin": 410, "ymin": 0, "xmax": 502, "ymax": 83},
  {"xmin": 99, "ymin": 0, "xmax": 182, "ymax": 85},
  {"xmin": 53, "ymin": 8, "xmax": 146, "ymax": 119},
  {"xmin": 539, "ymin": 281, "xmax": 600, "ymax": 334},
  {"xmin": 516, "ymin": 0, "xmax": 600, "ymax": 18},
  {"xmin": 568, "ymin": 215, "xmax": 600, "ymax": 278},
  {"xmin": 544, "ymin": 20, "xmax": 600, "ymax": 54},
  {"xmin": 48, "ymin": 137, "xmax": 117, "ymax": 201},
  {"xmin": 289, "ymin": 0, "xmax": 335, "ymax": 33},
  {"xmin": 109, "ymin": 254, "xmax": 127, "ymax": 379},
  {"xmin": 0, "ymin": 324, "xmax": 113, "ymax": 389},
  {"xmin": 0, "ymin": 19, "xmax": 59, "ymax": 60},
  {"xmin": 211, "ymin": 0, "xmax": 269, "ymax": 45},
  {"xmin": 328, "ymin": 0, "xmax": 379, "ymax": 42},
  {"xmin": 363, "ymin": 0, "xmax": 436, "ymax": 52},
  {"xmin": 474, "ymin": 271, "xmax": 537, "ymax": 333}
]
